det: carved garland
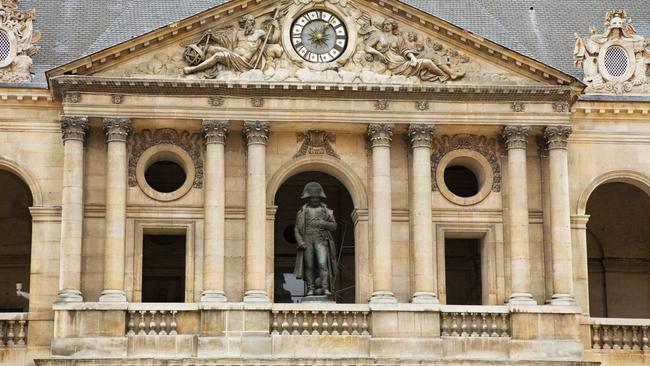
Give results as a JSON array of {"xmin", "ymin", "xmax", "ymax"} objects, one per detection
[
  {"xmin": 431, "ymin": 134, "xmax": 501, "ymax": 192},
  {"xmin": 128, "ymin": 129, "xmax": 204, "ymax": 188}
]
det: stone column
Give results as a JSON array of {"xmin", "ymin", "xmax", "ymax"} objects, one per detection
[
  {"xmin": 57, "ymin": 116, "xmax": 89, "ymax": 302},
  {"xmin": 99, "ymin": 118, "xmax": 131, "ymax": 302},
  {"xmin": 407, "ymin": 124, "xmax": 438, "ymax": 304},
  {"xmin": 502, "ymin": 126, "xmax": 536, "ymax": 305},
  {"xmin": 367, "ymin": 123, "xmax": 397, "ymax": 304},
  {"xmin": 544, "ymin": 126, "xmax": 577, "ymax": 306},
  {"xmin": 243, "ymin": 121, "xmax": 270, "ymax": 303},
  {"xmin": 201, "ymin": 120, "xmax": 229, "ymax": 303}
]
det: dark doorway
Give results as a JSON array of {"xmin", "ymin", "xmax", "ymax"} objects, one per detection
[
  {"xmin": 274, "ymin": 171, "xmax": 355, "ymax": 303},
  {"xmin": 445, "ymin": 238, "xmax": 482, "ymax": 305},
  {"xmin": 586, "ymin": 182, "xmax": 650, "ymax": 318},
  {"xmin": 0, "ymin": 170, "xmax": 32, "ymax": 312},
  {"xmin": 142, "ymin": 234, "xmax": 186, "ymax": 302}
]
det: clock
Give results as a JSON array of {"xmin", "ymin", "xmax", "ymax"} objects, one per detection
[{"xmin": 291, "ymin": 10, "xmax": 348, "ymax": 63}]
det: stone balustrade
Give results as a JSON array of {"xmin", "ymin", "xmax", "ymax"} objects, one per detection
[
  {"xmin": 590, "ymin": 317, "xmax": 650, "ymax": 350},
  {"xmin": 0, "ymin": 313, "xmax": 28, "ymax": 347},
  {"xmin": 125, "ymin": 303, "xmax": 198, "ymax": 336},
  {"xmin": 440, "ymin": 305, "xmax": 510, "ymax": 338},
  {"xmin": 271, "ymin": 304, "xmax": 370, "ymax": 336}
]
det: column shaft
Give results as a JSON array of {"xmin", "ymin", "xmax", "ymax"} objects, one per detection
[
  {"xmin": 368, "ymin": 123, "xmax": 397, "ymax": 303},
  {"xmin": 545, "ymin": 126, "xmax": 577, "ymax": 306},
  {"xmin": 243, "ymin": 121, "xmax": 270, "ymax": 302},
  {"xmin": 502, "ymin": 126, "xmax": 536, "ymax": 305},
  {"xmin": 408, "ymin": 124, "xmax": 438, "ymax": 304},
  {"xmin": 57, "ymin": 116, "xmax": 89, "ymax": 302},
  {"xmin": 100, "ymin": 118, "xmax": 131, "ymax": 302},
  {"xmin": 201, "ymin": 120, "xmax": 229, "ymax": 302}
]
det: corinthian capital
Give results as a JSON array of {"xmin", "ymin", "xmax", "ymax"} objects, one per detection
[
  {"xmin": 502, "ymin": 126, "xmax": 531, "ymax": 150},
  {"xmin": 103, "ymin": 118, "xmax": 132, "ymax": 143},
  {"xmin": 243, "ymin": 121, "xmax": 270, "ymax": 145},
  {"xmin": 407, "ymin": 124, "xmax": 436, "ymax": 149},
  {"xmin": 544, "ymin": 126, "xmax": 573, "ymax": 150},
  {"xmin": 202, "ymin": 120, "xmax": 230, "ymax": 145},
  {"xmin": 367, "ymin": 123, "xmax": 394, "ymax": 148},
  {"xmin": 60, "ymin": 116, "xmax": 89, "ymax": 142}
]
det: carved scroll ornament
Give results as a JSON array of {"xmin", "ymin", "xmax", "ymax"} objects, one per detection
[{"xmin": 0, "ymin": 0, "xmax": 40, "ymax": 82}]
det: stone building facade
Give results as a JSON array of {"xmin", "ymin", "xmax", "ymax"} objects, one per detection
[{"xmin": 0, "ymin": 0, "xmax": 649, "ymax": 365}]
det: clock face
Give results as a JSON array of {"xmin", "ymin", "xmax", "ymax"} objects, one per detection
[{"xmin": 291, "ymin": 10, "xmax": 348, "ymax": 63}]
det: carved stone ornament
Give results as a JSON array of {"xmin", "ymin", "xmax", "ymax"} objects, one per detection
[
  {"xmin": 544, "ymin": 126, "xmax": 573, "ymax": 150},
  {"xmin": 0, "ymin": 0, "xmax": 40, "ymax": 82},
  {"xmin": 103, "ymin": 118, "xmax": 132, "ymax": 143},
  {"xmin": 294, "ymin": 130, "xmax": 339, "ymax": 159},
  {"xmin": 510, "ymin": 102, "xmax": 526, "ymax": 113},
  {"xmin": 502, "ymin": 126, "xmax": 530, "ymax": 150},
  {"xmin": 407, "ymin": 124, "xmax": 435, "ymax": 149},
  {"xmin": 431, "ymin": 134, "xmax": 501, "ymax": 192},
  {"xmin": 64, "ymin": 92, "xmax": 81, "ymax": 104},
  {"xmin": 111, "ymin": 94, "xmax": 124, "ymax": 104},
  {"xmin": 128, "ymin": 129, "xmax": 203, "ymax": 188},
  {"xmin": 415, "ymin": 101, "xmax": 430, "ymax": 111},
  {"xmin": 374, "ymin": 99, "xmax": 389, "ymax": 111},
  {"xmin": 202, "ymin": 120, "xmax": 229, "ymax": 145},
  {"xmin": 251, "ymin": 96, "xmax": 264, "ymax": 108},
  {"xmin": 208, "ymin": 95, "xmax": 224, "ymax": 107},
  {"xmin": 367, "ymin": 123, "xmax": 394, "ymax": 148},
  {"xmin": 243, "ymin": 121, "xmax": 270, "ymax": 145},
  {"xmin": 60, "ymin": 116, "xmax": 89, "ymax": 142},
  {"xmin": 552, "ymin": 102, "xmax": 569, "ymax": 113},
  {"xmin": 574, "ymin": 10, "xmax": 650, "ymax": 94}
]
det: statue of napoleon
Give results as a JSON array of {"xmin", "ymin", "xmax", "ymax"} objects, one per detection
[{"xmin": 293, "ymin": 182, "xmax": 338, "ymax": 299}]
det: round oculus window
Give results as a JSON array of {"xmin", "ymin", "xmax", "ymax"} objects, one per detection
[
  {"xmin": 0, "ymin": 30, "xmax": 11, "ymax": 64},
  {"xmin": 444, "ymin": 165, "xmax": 480, "ymax": 198},
  {"xmin": 144, "ymin": 160, "xmax": 187, "ymax": 193},
  {"xmin": 603, "ymin": 45, "xmax": 629, "ymax": 78}
]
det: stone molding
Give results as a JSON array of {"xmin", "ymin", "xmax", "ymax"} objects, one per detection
[
  {"xmin": 243, "ymin": 121, "xmax": 270, "ymax": 145},
  {"xmin": 103, "ymin": 118, "xmax": 132, "ymax": 143},
  {"xmin": 431, "ymin": 134, "xmax": 501, "ymax": 192},
  {"xmin": 544, "ymin": 126, "xmax": 573, "ymax": 150},
  {"xmin": 502, "ymin": 126, "xmax": 530, "ymax": 150},
  {"xmin": 294, "ymin": 130, "xmax": 339, "ymax": 159},
  {"xmin": 202, "ymin": 120, "xmax": 229, "ymax": 145},
  {"xmin": 128, "ymin": 128, "xmax": 203, "ymax": 188},
  {"xmin": 367, "ymin": 123, "xmax": 394, "ymax": 148},
  {"xmin": 60, "ymin": 116, "xmax": 89, "ymax": 142},
  {"xmin": 407, "ymin": 124, "xmax": 436, "ymax": 149}
]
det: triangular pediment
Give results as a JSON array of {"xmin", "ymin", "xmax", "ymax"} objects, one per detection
[{"xmin": 47, "ymin": 0, "xmax": 581, "ymax": 91}]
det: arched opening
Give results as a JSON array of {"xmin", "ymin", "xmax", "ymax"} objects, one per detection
[
  {"xmin": 586, "ymin": 182, "xmax": 650, "ymax": 318},
  {"xmin": 0, "ymin": 170, "xmax": 32, "ymax": 312},
  {"xmin": 273, "ymin": 171, "xmax": 355, "ymax": 303}
]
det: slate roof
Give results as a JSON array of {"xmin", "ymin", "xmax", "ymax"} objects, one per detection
[{"xmin": 11, "ymin": 0, "xmax": 650, "ymax": 88}]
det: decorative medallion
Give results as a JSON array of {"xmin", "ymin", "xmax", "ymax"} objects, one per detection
[
  {"xmin": 291, "ymin": 9, "xmax": 348, "ymax": 63},
  {"xmin": 128, "ymin": 129, "xmax": 203, "ymax": 188},
  {"xmin": 294, "ymin": 130, "xmax": 339, "ymax": 159}
]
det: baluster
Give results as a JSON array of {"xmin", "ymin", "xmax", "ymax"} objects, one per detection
[
  {"xmin": 311, "ymin": 311, "xmax": 320, "ymax": 335},
  {"xmin": 622, "ymin": 326, "xmax": 630, "ymax": 350},
  {"xmin": 351, "ymin": 312, "xmax": 359, "ymax": 335},
  {"xmin": 591, "ymin": 325, "xmax": 601, "ymax": 349},
  {"xmin": 440, "ymin": 314, "xmax": 449, "ymax": 336},
  {"xmin": 341, "ymin": 311, "xmax": 350, "ymax": 336},
  {"xmin": 460, "ymin": 313, "xmax": 468, "ymax": 337},
  {"xmin": 301, "ymin": 311, "xmax": 310, "ymax": 335},
  {"xmin": 321, "ymin": 312, "xmax": 330, "ymax": 335},
  {"xmin": 480, "ymin": 313, "xmax": 489, "ymax": 337},
  {"xmin": 612, "ymin": 325, "xmax": 621, "ymax": 350},
  {"xmin": 271, "ymin": 311, "xmax": 279, "ymax": 335},
  {"xmin": 0, "ymin": 320, "xmax": 6, "ymax": 347},
  {"xmin": 641, "ymin": 326, "xmax": 649, "ymax": 350},
  {"xmin": 361, "ymin": 312, "xmax": 370, "ymax": 336},
  {"xmin": 331, "ymin": 312, "xmax": 340, "ymax": 336},
  {"xmin": 158, "ymin": 311, "xmax": 168, "ymax": 335},
  {"xmin": 470, "ymin": 313, "xmax": 479, "ymax": 337},
  {"xmin": 500, "ymin": 313, "xmax": 509, "ymax": 337},
  {"xmin": 17, "ymin": 321, "xmax": 26, "ymax": 346},
  {"xmin": 169, "ymin": 311, "xmax": 178, "ymax": 335},
  {"xmin": 291, "ymin": 311, "xmax": 300, "ymax": 335},
  {"xmin": 138, "ymin": 311, "xmax": 147, "ymax": 335},
  {"xmin": 6, "ymin": 321, "xmax": 15, "ymax": 346},
  {"xmin": 602, "ymin": 326, "xmax": 611, "ymax": 349},
  {"xmin": 490, "ymin": 314, "xmax": 499, "ymax": 337},
  {"xmin": 148, "ymin": 311, "xmax": 158, "ymax": 335},
  {"xmin": 127, "ymin": 311, "xmax": 136, "ymax": 336},
  {"xmin": 631, "ymin": 326, "xmax": 640, "ymax": 350},
  {"xmin": 281, "ymin": 311, "xmax": 290, "ymax": 335},
  {"xmin": 450, "ymin": 313, "xmax": 459, "ymax": 337}
]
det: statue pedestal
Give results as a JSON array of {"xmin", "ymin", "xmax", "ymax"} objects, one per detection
[{"xmin": 300, "ymin": 295, "xmax": 334, "ymax": 304}]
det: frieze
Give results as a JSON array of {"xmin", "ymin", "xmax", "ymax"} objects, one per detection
[
  {"xmin": 128, "ymin": 129, "xmax": 204, "ymax": 188},
  {"xmin": 294, "ymin": 130, "xmax": 339, "ymax": 159},
  {"xmin": 0, "ymin": 0, "xmax": 40, "ymax": 82},
  {"xmin": 431, "ymin": 134, "xmax": 501, "ymax": 192}
]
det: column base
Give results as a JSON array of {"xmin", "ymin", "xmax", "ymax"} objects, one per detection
[
  {"xmin": 411, "ymin": 292, "xmax": 439, "ymax": 304},
  {"xmin": 56, "ymin": 289, "xmax": 83, "ymax": 303},
  {"xmin": 201, "ymin": 290, "xmax": 228, "ymax": 303},
  {"xmin": 507, "ymin": 293, "xmax": 537, "ymax": 306},
  {"xmin": 548, "ymin": 293, "xmax": 578, "ymax": 306},
  {"xmin": 369, "ymin": 291, "xmax": 398, "ymax": 304},
  {"xmin": 99, "ymin": 290, "xmax": 127, "ymax": 302},
  {"xmin": 243, "ymin": 290, "xmax": 269, "ymax": 303}
]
